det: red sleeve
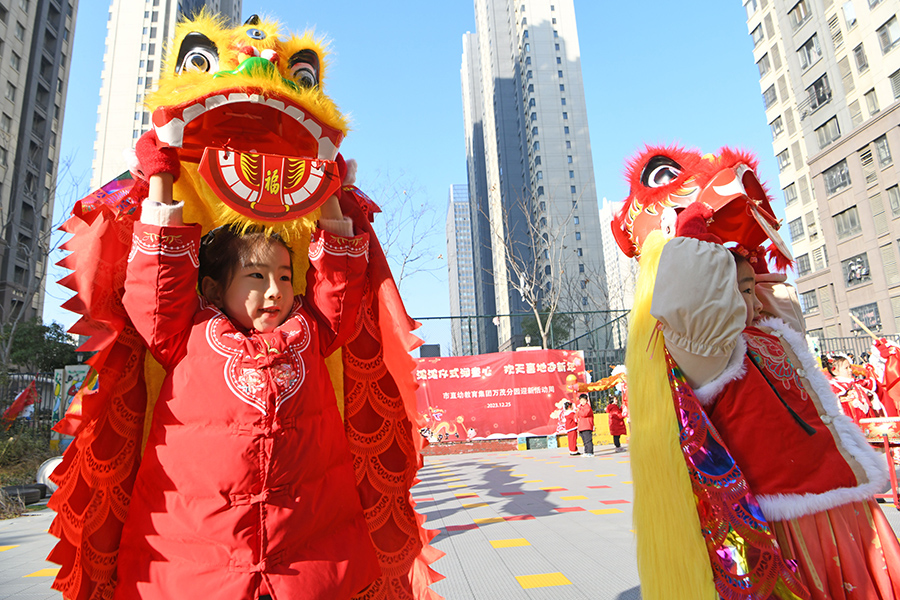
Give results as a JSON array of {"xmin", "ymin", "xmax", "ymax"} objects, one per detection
[
  {"xmin": 122, "ymin": 221, "xmax": 202, "ymax": 368},
  {"xmin": 305, "ymin": 228, "xmax": 370, "ymax": 356}
]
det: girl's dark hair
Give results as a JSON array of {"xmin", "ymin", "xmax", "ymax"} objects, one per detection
[
  {"xmin": 564, "ymin": 401, "xmax": 572, "ymax": 409},
  {"xmin": 198, "ymin": 225, "xmax": 293, "ymax": 289}
]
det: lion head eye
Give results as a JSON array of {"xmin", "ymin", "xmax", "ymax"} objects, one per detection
[
  {"xmin": 288, "ymin": 50, "xmax": 319, "ymax": 88},
  {"xmin": 640, "ymin": 155, "xmax": 682, "ymax": 188},
  {"xmin": 175, "ymin": 32, "xmax": 219, "ymax": 74}
]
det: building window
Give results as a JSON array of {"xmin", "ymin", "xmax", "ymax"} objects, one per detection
[
  {"xmin": 559, "ymin": 84, "xmax": 565, "ymax": 91},
  {"xmin": 869, "ymin": 0, "xmax": 884, "ymax": 7},
  {"xmin": 834, "ymin": 205, "xmax": 861, "ymax": 238},
  {"xmin": 784, "ymin": 183, "xmax": 798, "ymax": 206},
  {"xmin": 763, "ymin": 85, "xmax": 777, "ymax": 110},
  {"xmin": 523, "ymin": 29, "xmax": 528, "ymax": 38},
  {"xmin": 875, "ymin": 135, "xmax": 892, "ymax": 167},
  {"xmin": 567, "ymin": 155, "xmax": 573, "ymax": 163},
  {"xmin": 533, "ymin": 141, "xmax": 540, "ymax": 152},
  {"xmin": 758, "ymin": 53, "xmax": 771, "ymax": 77},
  {"xmin": 574, "ymin": 216, "xmax": 580, "ymax": 224},
  {"xmin": 865, "ymin": 88, "xmax": 880, "ymax": 114},
  {"xmin": 537, "ymin": 186, "xmax": 544, "ymax": 196},
  {"xmin": 798, "ymin": 35, "xmax": 821, "ymax": 70},
  {"xmin": 815, "ymin": 117, "xmax": 841, "ymax": 148},
  {"xmin": 564, "ymin": 126, "xmax": 570, "ymax": 134},
  {"xmin": 789, "ymin": 0, "xmax": 811, "ymax": 30},
  {"xmin": 569, "ymin": 170, "xmax": 575, "ymax": 178},
  {"xmin": 5, "ymin": 82, "xmax": 15, "ymax": 102},
  {"xmin": 751, "ymin": 24, "xmax": 764, "ymax": 47},
  {"xmin": 850, "ymin": 302, "xmax": 881, "ymax": 332},
  {"xmin": 534, "ymin": 156, "xmax": 541, "ymax": 165},
  {"xmin": 570, "ymin": 186, "xmax": 576, "ymax": 194},
  {"xmin": 556, "ymin": 56, "xmax": 561, "ymax": 64},
  {"xmin": 15, "ymin": 21, "xmax": 24, "ymax": 40},
  {"xmin": 562, "ymin": 112, "xmax": 568, "ymax": 119},
  {"xmin": 888, "ymin": 185, "xmax": 900, "ymax": 215},
  {"xmin": 797, "ymin": 253, "xmax": 812, "ymax": 276},
  {"xmin": 558, "ymin": 70, "xmax": 563, "ymax": 78},
  {"xmin": 0, "ymin": 147, "xmax": 7, "ymax": 167},
  {"xmin": 843, "ymin": 1, "xmax": 858, "ymax": 28},
  {"xmin": 746, "ymin": 0, "xmax": 759, "ymax": 18},
  {"xmin": 878, "ymin": 16, "xmax": 900, "ymax": 54},
  {"xmin": 555, "ymin": 43, "xmax": 560, "ymax": 50},
  {"xmin": 575, "ymin": 232, "xmax": 581, "ymax": 241},
  {"xmin": 576, "ymin": 248, "xmax": 583, "ymax": 257},
  {"xmin": 532, "ymin": 126, "xmax": 539, "ymax": 136},
  {"xmin": 776, "ymin": 149, "xmax": 791, "ymax": 172},
  {"xmin": 806, "ymin": 74, "xmax": 832, "ymax": 112},
  {"xmin": 854, "ymin": 43, "xmax": 869, "ymax": 73},
  {"xmin": 824, "ymin": 159, "xmax": 852, "ymax": 196},
  {"xmin": 770, "ymin": 115, "xmax": 784, "ymax": 139},
  {"xmin": 789, "ymin": 217, "xmax": 805, "ymax": 242},
  {"xmin": 524, "ymin": 43, "xmax": 530, "ymax": 52},
  {"xmin": 800, "ymin": 289, "xmax": 819, "ymax": 314},
  {"xmin": 842, "ymin": 253, "xmax": 872, "ymax": 287},
  {"xmin": 566, "ymin": 141, "xmax": 571, "ymax": 149},
  {"xmin": 0, "ymin": 113, "xmax": 10, "ymax": 133},
  {"xmin": 578, "ymin": 264, "xmax": 585, "ymax": 273},
  {"xmin": 560, "ymin": 97, "xmax": 566, "ymax": 105},
  {"xmin": 536, "ymin": 170, "xmax": 543, "ymax": 180}
]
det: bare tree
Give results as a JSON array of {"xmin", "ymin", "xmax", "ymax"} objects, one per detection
[
  {"xmin": 361, "ymin": 169, "xmax": 444, "ymax": 290},
  {"xmin": 0, "ymin": 155, "xmax": 87, "ymax": 371},
  {"xmin": 489, "ymin": 193, "xmax": 580, "ymax": 350}
]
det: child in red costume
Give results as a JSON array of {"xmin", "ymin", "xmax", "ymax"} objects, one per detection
[
  {"xmin": 576, "ymin": 394, "xmax": 595, "ymax": 456},
  {"xmin": 651, "ymin": 206, "xmax": 900, "ymax": 599},
  {"xmin": 563, "ymin": 401, "xmax": 579, "ymax": 455},
  {"xmin": 828, "ymin": 355, "xmax": 886, "ymax": 425},
  {"xmin": 114, "ymin": 169, "xmax": 380, "ymax": 599},
  {"xmin": 607, "ymin": 402, "xmax": 627, "ymax": 452}
]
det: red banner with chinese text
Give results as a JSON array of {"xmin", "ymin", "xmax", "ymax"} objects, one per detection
[{"xmin": 415, "ymin": 349, "xmax": 586, "ymax": 441}]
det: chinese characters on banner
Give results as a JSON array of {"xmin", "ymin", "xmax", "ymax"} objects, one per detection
[{"xmin": 415, "ymin": 349, "xmax": 585, "ymax": 441}]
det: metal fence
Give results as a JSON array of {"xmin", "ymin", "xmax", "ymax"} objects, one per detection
[
  {"xmin": 0, "ymin": 372, "xmax": 58, "ymax": 435},
  {"xmin": 814, "ymin": 334, "xmax": 900, "ymax": 361}
]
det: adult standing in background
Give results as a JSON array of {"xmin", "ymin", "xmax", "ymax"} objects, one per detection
[{"xmin": 576, "ymin": 394, "xmax": 595, "ymax": 456}]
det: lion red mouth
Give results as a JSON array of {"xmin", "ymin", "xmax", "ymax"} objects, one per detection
[{"xmin": 152, "ymin": 89, "xmax": 345, "ymax": 221}]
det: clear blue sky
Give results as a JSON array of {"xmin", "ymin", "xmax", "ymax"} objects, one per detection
[{"xmin": 45, "ymin": 1, "xmax": 777, "ymax": 354}]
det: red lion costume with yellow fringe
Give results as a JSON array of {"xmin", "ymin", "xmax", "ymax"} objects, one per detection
[{"xmin": 47, "ymin": 13, "xmax": 442, "ymax": 600}]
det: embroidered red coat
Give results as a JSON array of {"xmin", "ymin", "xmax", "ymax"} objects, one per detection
[
  {"xmin": 116, "ymin": 219, "xmax": 380, "ymax": 599},
  {"xmin": 829, "ymin": 373, "xmax": 885, "ymax": 425}
]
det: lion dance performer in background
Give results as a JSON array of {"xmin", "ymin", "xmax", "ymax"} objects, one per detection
[
  {"xmin": 612, "ymin": 145, "xmax": 900, "ymax": 599},
  {"xmin": 46, "ymin": 13, "xmax": 442, "ymax": 600}
]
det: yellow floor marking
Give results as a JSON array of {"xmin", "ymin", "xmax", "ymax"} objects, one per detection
[
  {"xmin": 25, "ymin": 568, "xmax": 60, "ymax": 578},
  {"xmin": 559, "ymin": 465, "xmax": 575, "ymax": 468},
  {"xmin": 0, "ymin": 545, "xmax": 19, "ymax": 552},
  {"xmin": 455, "ymin": 492, "xmax": 477, "ymax": 497},
  {"xmin": 499, "ymin": 468, "xmax": 515, "ymax": 471},
  {"xmin": 617, "ymin": 460, "xmax": 630, "ymax": 464},
  {"xmin": 523, "ymin": 479, "xmax": 543, "ymax": 483},
  {"xmin": 462, "ymin": 502, "xmax": 489, "ymax": 508},
  {"xmin": 510, "ymin": 474, "xmax": 528, "ymax": 477},
  {"xmin": 596, "ymin": 474, "xmax": 615, "ymax": 477},
  {"xmin": 516, "ymin": 572, "xmax": 572, "ymax": 589},
  {"xmin": 622, "ymin": 481, "xmax": 633, "ymax": 484},
  {"xmin": 546, "ymin": 461, "xmax": 560, "ymax": 464},
  {"xmin": 560, "ymin": 495, "xmax": 587, "ymax": 501},
  {"xmin": 491, "ymin": 538, "xmax": 531, "ymax": 548},
  {"xmin": 576, "ymin": 469, "xmax": 593, "ymax": 472},
  {"xmin": 448, "ymin": 484, "xmax": 468, "ymax": 488},
  {"xmin": 474, "ymin": 517, "xmax": 506, "ymax": 525},
  {"xmin": 442, "ymin": 477, "xmax": 461, "ymax": 482},
  {"xmin": 590, "ymin": 509, "xmax": 625, "ymax": 515}
]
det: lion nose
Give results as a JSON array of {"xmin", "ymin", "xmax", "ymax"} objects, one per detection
[{"xmin": 261, "ymin": 49, "xmax": 279, "ymax": 65}]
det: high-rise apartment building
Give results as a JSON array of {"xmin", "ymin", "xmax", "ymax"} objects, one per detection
[
  {"xmin": 462, "ymin": 0, "xmax": 605, "ymax": 352},
  {"xmin": 598, "ymin": 198, "xmax": 638, "ymax": 347},
  {"xmin": 0, "ymin": 0, "xmax": 78, "ymax": 322},
  {"xmin": 746, "ymin": 0, "xmax": 900, "ymax": 340},
  {"xmin": 447, "ymin": 184, "xmax": 479, "ymax": 356},
  {"xmin": 92, "ymin": 0, "xmax": 241, "ymax": 188}
]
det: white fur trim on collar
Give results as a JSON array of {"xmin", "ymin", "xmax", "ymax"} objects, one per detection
[
  {"xmin": 694, "ymin": 336, "xmax": 747, "ymax": 406},
  {"xmin": 753, "ymin": 317, "xmax": 888, "ymax": 521}
]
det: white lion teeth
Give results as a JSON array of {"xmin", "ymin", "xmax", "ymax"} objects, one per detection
[
  {"xmin": 155, "ymin": 118, "xmax": 186, "ymax": 147},
  {"xmin": 156, "ymin": 91, "xmax": 336, "ymax": 158}
]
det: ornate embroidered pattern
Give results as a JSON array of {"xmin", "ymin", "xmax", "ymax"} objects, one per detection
[
  {"xmin": 128, "ymin": 231, "xmax": 199, "ymax": 267},
  {"xmin": 666, "ymin": 351, "xmax": 809, "ymax": 600},
  {"xmin": 309, "ymin": 230, "xmax": 369, "ymax": 261},
  {"xmin": 745, "ymin": 331, "xmax": 810, "ymax": 403},
  {"xmin": 205, "ymin": 301, "xmax": 310, "ymax": 415}
]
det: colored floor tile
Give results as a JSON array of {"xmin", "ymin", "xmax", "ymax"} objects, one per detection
[
  {"xmin": 445, "ymin": 524, "xmax": 479, "ymax": 532},
  {"xmin": 522, "ymin": 479, "xmax": 543, "ymax": 483},
  {"xmin": 560, "ymin": 495, "xmax": 587, "ymax": 501},
  {"xmin": 462, "ymin": 502, "xmax": 489, "ymax": 508},
  {"xmin": 590, "ymin": 508, "xmax": 625, "ymax": 515},
  {"xmin": 554, "ymin": 506, "xmax": 585, "ymax": 513},
  {"xmin": 0, "ymin": 545, "xmax": 19, "ymax": 552},
  {"xmin": 447, "ymin": 484, "xmax": 468, "ymax": 488},
  {"xmin": 540, "ymin": 487, "xmax": 567, "ymax": 492},
  {"xmin": 412, "ymin": 497, "xmax": 434, "ymax": 502},
  {"xmin": 516, "ymin": 572, "xmax": 573, "ymax": 589},
  {"xmin": 601, "ymin": 499, "xmax": 630, "ymax": 505},
  {"xmin": 596, "ymin": 473, "xmax": 615, "ymax": 477},
  {"xmin": 622, "ymin": 481, "xmax": 633, "ymax": 484},
  {"xmin": 504, "ymin": 515, "xmax": 535, "ymax": 521},
  {"xmin": 500, "ymin": 491, "xmax": 524, "ymax": 496},
  {"xmin": 576, "ymin": 469, "xmax": 593, "ymax": 472},
  {"xmin": 441, "ymin": 477, "xmax": 461, "ymax": 482},
  {"xmin": 455, "ymin": 492, "xmax": 479, "ymax": 498},
  {"xmin": 25, "ymin": 568, "xmax": 60, "ymax": 578},
  {"xmin": 490, "ymin": 538, "xmax": 531, "ymax": 548},
  {"xmin": 587, "ymin": 485, "xmax": 611, "ymax": 489},
  {"xmin": 473, "ymin": 517, "xmax": 506, "ymax": 525}
]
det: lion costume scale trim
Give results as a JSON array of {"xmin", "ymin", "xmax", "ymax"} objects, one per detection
[{"xmin": 47, "ymin": 12, "xmax": 443, "ymax": 600}]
